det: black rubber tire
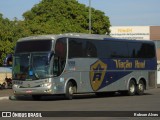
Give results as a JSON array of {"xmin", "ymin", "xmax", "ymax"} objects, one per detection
[
  {"xmin": 136, "ymin": 80, "xmax": 145, "ymax": 95},
  {"xmin": 127, "ymin": 80, "xmax": 136, "ymax": 96},
  {"xmin": 65, "ymin": 82, "xmax": 76, "ymax": 100}
]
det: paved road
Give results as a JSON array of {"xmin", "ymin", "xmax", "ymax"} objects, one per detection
[{"xmin": 0, "ymin": 88, "xmax": 160, "ymax": 120}]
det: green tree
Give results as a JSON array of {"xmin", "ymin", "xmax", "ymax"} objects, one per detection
[
  {"xmin": 0, "ymin": 14, "xmax": 15, "ymax": 65},
  {"xmin": 23, "ymin": 0, "xmax": 111, "ymax": 35},
  {"xmin": 0, "ymin": 0, "xmax": 111, "ymax": 65},
  {"xmin": 0, "ymin": 14, "xmax": 32, "ymax": 65}
]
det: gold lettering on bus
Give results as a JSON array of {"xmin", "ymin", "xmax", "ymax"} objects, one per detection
[
  {"xmin": 114, "ymin": 60, "xmax": 146, "ymax": 69},
  {"xmin": 135, "ymin": 60, "xmax": 145, "ymax": 68},
  {"xmin": 114, "ymin": 60, "xmax": 132, "ymax": 69}
]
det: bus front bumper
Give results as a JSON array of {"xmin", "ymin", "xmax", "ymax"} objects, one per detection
[{"xmin": 12, "ymin": 84, "xmax": 53, "ymax": 95}]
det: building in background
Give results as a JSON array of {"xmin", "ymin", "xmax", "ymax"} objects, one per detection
[
  {"xmin": 110, "ymin": 26, "xmax": 160, "ymax": 62},
  {"xmin": 110, "ymin": 26, "xmax": 160, "ymax": 85}
]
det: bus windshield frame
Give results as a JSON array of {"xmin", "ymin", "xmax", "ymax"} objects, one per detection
[
  {"xmin": 13, "ymin": 39, "xmax": 54, "ymax": 81},
  {"xmin": 13, "ymin": 52, "xmax": 53, "ymax": 81}
]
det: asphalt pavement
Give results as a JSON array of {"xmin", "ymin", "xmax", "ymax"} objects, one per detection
[{"xmin": 0, "ymin": 89, "xmax": 13, "ymax": 98}]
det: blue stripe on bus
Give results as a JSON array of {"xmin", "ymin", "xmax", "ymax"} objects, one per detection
[
  {"xmin": 98, "ymin": 71, "xmax": 132, "ymax": 91},
  {"xmin": 90, "ymin": 58, "xmax": 156, "ymax": 91}
]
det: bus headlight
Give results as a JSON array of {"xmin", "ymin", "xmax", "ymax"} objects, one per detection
[
  {"xmin": 40, "ymin": 83, "xmax": 51, "ymax": 87},
  {"xmin": 13, "ymin": 84, "xmax": 20, "ymax": 88}
]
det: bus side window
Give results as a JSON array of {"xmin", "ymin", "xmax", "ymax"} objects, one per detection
[
  {"xmin": 53, "ymin": 56, "xmax": 65, "ymax": 77},
  {"xmin": 86, "ymin": 41, "xmax": 97, "ymax": 57}
]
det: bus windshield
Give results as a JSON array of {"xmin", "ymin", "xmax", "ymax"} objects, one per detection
[{"xmin": 13, "ymin": 53, "xmax": 51, "ymax": 80}]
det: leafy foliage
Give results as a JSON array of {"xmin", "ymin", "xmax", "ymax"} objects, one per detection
[
  {"xmin": 0, "ymin": 14, "xmax": 14, "ymax": 65},
  {"xmin": 0, "ymin": 0, "xmax": 111, "ymax": 65},
  {"xmin": 23, "ymin": 0, "xmax": 110, "ymax": 34}
]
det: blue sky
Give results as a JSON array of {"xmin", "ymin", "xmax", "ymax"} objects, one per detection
[{"xmin": 0, "ymin": 0, "xmax": 159, "ymax": 26}]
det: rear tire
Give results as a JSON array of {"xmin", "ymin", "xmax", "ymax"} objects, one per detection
[
  {"xmin": 127, "ymin": 80, "xmax": 136, "ymax": 96},
  {"xmin": 65, "ymin": 82, "xmax": 76, "ymax": 100},
  {"xmin": 136, "ymin": 80, "xmax": 145, "ymax": 95}
]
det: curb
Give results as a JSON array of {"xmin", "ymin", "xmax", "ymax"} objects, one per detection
[{"xmin": 0, "ymin": 96, "xmax": 9, "ymax": 100}]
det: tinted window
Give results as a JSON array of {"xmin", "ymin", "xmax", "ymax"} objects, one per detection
[
  {"xmin": 69, "ymin": 38, "xmax": 155, "ymax": 59},
  {"xmin": 89, "ymin": 40, "xmax": 129, "ymax": 58},
  {"xmin": 15, "ymin": 40, "xmax": 52, "ymax": 53},
  {"xmin": 54, "ymin": 38, "xmax": 67, "ymax": 76},
  {"xmin": 69, "ymin": 38, "xmax": 86, "ymax": 58},
  {"xmin": 128, "ymin": 42, "xmax": 142, "ymax": 58},
  {"xmin": 108, "ymin": 41, "xmax": 128, "ymax": 58},
  {"xmin": 69, "ymin": 39, "xmax": 129, "ymax": 58},
  {"xmin": 86, "ymin": 41, "xmax": 97, "ymax": 57},
  {"xmin": 95, "ymin": 41, "xmax": 110, "ymax": 58},
  {"xmin": 145, "ymin": 43, "xmax": 156, "ymax": 58},
  {"xmin": 55, "ymin": 38, "xmax": 67, "ymax": 59},
  {"xmin": 69, "ymin": 39, "xmax": 98, "ymax": 58},
  {"xmin": 128, "ymin": 42, "xmax": 155, "ymax": 58}
]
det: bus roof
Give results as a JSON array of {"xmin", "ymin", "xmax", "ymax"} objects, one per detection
[
  {"xmin": 17, "ymin": 33, "xmax": 154, "ymax": 43},
  {"xmin": 17, "ymin": 33, "xmax": 111, "ymax": 42},
  {"xmin": 103, "ymin": 37, "xmax": 154, "ymax": 44}
]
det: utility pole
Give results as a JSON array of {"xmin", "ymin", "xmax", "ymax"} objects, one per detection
[{"xmin": 89, "ymin": 0, "xmax": 92, "ymax": 34}]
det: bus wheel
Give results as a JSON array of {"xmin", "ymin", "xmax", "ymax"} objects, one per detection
[
  {"xmin": 65, "ymin": 81, "xmax": 76, "ymax": 100},
  {"xmin": 32, "ymin": 95, "xmax": 41, "ymax": 100},
  {"xmin": 136, "ymin": 80, "xmax": 145, "ymax": 95},
  {"xmin": 127, "ymin": 80, "xmax": 136, "ymax": 96}
]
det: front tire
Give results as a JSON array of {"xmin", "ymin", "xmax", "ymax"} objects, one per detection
[{"xmin": 65, "ymin": 82, "xmax": 76, "ymax": 100}]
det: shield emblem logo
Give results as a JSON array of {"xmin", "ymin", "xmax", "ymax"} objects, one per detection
[{"xmin": 90, "ymin": 60, "xmax": 107, "ymax": 91}]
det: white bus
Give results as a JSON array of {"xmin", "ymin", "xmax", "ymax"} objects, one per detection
[{"xmin": 12, "ymin": 33, "xmax": 157, "ymax": 100}]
